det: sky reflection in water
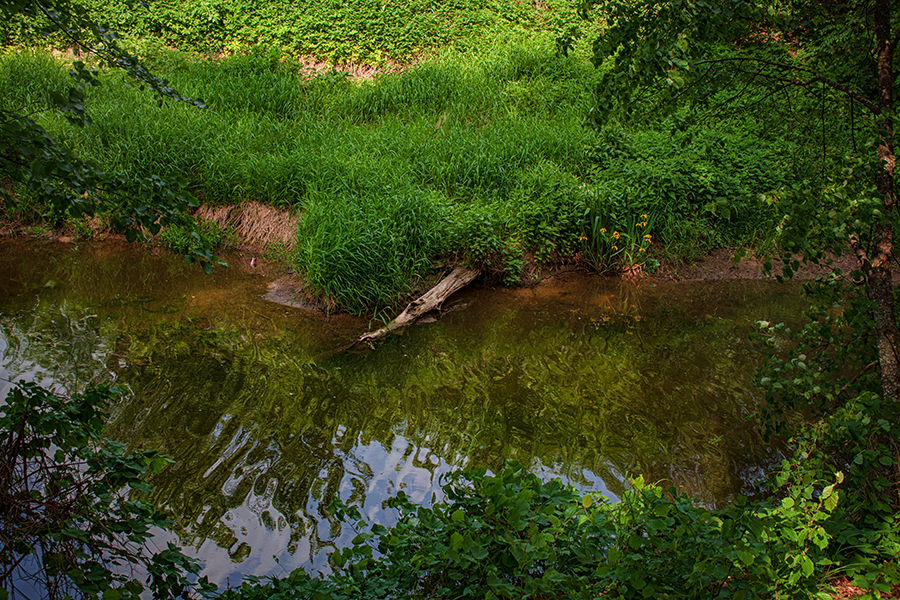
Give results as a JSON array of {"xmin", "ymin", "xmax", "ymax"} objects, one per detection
[{"xmin": 0, "ymin": 239, "xmax": 803, "ymax": 585}]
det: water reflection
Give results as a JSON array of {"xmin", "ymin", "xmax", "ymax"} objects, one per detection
[{"xmin": 0, "ymin": 240, "xmax": 801, "ymax": 585}]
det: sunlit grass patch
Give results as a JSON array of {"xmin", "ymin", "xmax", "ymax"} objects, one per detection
[{"xmin": 0, "ymin": 39, "xmax": 796, "ymax": 312}]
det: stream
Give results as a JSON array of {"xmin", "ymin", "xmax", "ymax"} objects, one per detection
[{"xmin": 0, "ymin": 239, "xmax": 804, "ymax": 586}]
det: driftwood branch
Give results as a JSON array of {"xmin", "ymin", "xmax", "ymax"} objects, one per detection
[{"xmin": 358, "ymin": 266, "xmax": 480, "ymax": 346}]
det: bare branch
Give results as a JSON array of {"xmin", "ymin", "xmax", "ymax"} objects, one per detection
[{"xmin": 698, "ymin": 56, "xmax": 879, "ymax": 113}]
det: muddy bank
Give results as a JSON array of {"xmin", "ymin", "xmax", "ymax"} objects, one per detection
[
  {"xmin": 0, "ymin": 202, "xmax": 872, "ymax": 319},
  {"xmin": 653, "ymin": 248, "xmax": 864, "ymax": 282},
  {"xmin": 193, "ymin": 203, "xmax": 862, "ymax": 284}
]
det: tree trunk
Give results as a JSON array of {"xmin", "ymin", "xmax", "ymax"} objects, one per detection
[{"xmin": 868, "ymin": 0, "xmax": 900, "ymax": 403}]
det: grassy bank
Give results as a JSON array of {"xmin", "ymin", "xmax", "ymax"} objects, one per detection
[{"xmin": 0, "ymin": 40, "xmax": 797, "ymax": 312}]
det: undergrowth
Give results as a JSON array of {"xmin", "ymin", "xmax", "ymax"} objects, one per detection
[
  {"xmin": 0, "ymin": 0, "xmax": 605, "ymax": 64},
  {"xmin": 158, "ymin": 218, "xmax": 230, "ymax": 255},
  {"xmin": 0, "ymin": 42, "xmax": 796, "ymax": 311}
]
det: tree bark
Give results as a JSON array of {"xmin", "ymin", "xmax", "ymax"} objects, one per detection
[{"xmin": 868, "ymin": 0, "xmax": 900, "ymax": 403}]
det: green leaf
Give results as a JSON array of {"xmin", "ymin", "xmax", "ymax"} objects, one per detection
[
  {"xmin": 800, "ymin": 554, "xmax": 814, "ymax": 577},
  {"xmin": 450, "ymin": 532, "xmax": 464, "ymax": 550}
]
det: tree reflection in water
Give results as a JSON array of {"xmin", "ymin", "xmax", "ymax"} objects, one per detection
[{"xmin": 0, "ymin": 240, "xmax": 802, "ymax": 585}]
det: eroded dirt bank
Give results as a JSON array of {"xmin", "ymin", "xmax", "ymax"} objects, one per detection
[
  {"xmin": 192, "ymin": 202, "xmax": 863, "ymax": 283},
  {"xmin": 0, "ymin": 202, "xmax": 871, "ymax": 317}
]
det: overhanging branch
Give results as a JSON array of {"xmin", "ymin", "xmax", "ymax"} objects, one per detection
[{"xmin": 698, "ymin": 56, "xmax": 879, "ymax": 113}]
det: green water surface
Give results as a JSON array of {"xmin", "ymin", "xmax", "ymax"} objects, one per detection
[{"xmin": 0, "ymin": 239, "xmax": 802, "ymax": 584}]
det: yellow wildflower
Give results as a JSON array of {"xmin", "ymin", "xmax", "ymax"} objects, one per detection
[
  {"xmin": 600, "ymin": 228, "xmax": 607, "ymax": 233},
  {"xmin": 612, "ymin": 245, "xmax": 618, "ymax": 251},
  {"xmin": 612, "ymin": 231, "xmax": 620, "ymax": 239},
  {"xmin": 639, "ymin": 247, "xmax": 646, "ymax": 252},
  {"xmin": 644, "ymin": 234, "xmax": 652, "ymax": 241},
  {"xmin": 641, "ymin": 213, "xmax": 648, "ymax": 219}
]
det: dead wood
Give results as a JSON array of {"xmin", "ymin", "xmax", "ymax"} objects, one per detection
[{"xmin": 358, "ymin": 266, "xmax": 480, "ymax": 346}]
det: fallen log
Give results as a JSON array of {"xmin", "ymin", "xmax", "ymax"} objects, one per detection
[{"xmin": 358, "ymin": 266, "xmax": 481, "ymax": 346}]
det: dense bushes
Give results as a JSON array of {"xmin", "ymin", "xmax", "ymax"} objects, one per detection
[
  {"xmin": 216, "ymin": 459, "xmax": 856, "ymax": 599},
  {"xmin": 0, "ymin": 0, "xmax": 604, "ymax": 63}
]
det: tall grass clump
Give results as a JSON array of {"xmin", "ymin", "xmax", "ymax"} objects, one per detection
[
  {"xmin": 0, "ymin": 49, "xmax": 71, "ymax": 112},
  {"xmin": 0, "ymin": 50, "xmax": 77, "ymax": 222},
  {"xmin": 294, "ymin": 190, "xmax": 447, "ymax": 313},
  {"xmin": 0, "ymin": 36, "xmax": 801, "ymax": 311},
  {"xmin": 151, "ymin": 46, "xmax": 310, "ymax": 120}
]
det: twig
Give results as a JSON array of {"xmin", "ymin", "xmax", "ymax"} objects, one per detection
[{"xmin": 251, "ymin": 309, "xmax": 277, "ymax": 333}]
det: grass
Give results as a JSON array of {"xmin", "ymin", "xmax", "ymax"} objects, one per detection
[{"xmin": 0, "ymin": 37, "xmax": 801, "ymax": 312}]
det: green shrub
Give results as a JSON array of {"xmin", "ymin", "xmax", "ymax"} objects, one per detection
[
  {"xmin": 0, "ymin": 382, "xmax": 214, "ymax": 600},
  {"xmin": 755, "ymin": 282, "xmax": 900, "ymax": 595},
  {"xmin": 219, "ymin": 461, "xmax": 845, "ymax": 599}
]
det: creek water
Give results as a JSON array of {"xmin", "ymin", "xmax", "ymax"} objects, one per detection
[{"xmin": 0, "ymin": 239, "xmax": 804, "ymax": 587}]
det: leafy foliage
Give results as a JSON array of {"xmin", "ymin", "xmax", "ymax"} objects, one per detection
[
  {"xmin": 574, "ymin": 0, "xmax": 900, "ymax": 594},
  {"xmin": 158, "ymin": 218, "xmax": 229, "ymax": 256},
  {"xmin": 0, "ymin": 381, "xmax": 214, "ymax": 600},
  {"xmin": 217, "ymin": 461, "xmax": 853, "ymax": 599},
  {"xmin": 0, "ymin": 0, "xmax": 604, "ymax": 63},
  {"xmin": 0, "ymin": 0, "xmax": 219, "ymax": 270},
  {"xmin": 756, "ymin": 283, "xmax": 900, "ymax": 594}
]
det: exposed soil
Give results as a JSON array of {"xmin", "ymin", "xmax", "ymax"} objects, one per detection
[
  {"xmin": 195, "ymin": 202, "xmax": 298, "ymax": 253},
  {"xmin": 828, "ymin": 578, "xmax": 900, "ymax": 599},
  {"xmin": 0, "ymin": 202, "xmax": 878, "ymax": 316},
  {"xmin": 652, "ymin": 247, "xmax": 865, "ymax": 282}
]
